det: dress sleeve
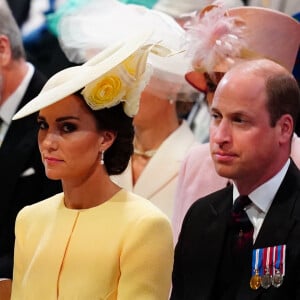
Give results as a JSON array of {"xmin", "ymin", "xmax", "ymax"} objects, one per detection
[
  {"xmin": 118, "ymin": 213, "xmax": 174, "ymax": 299},
  {"xmin": 10, "ymin": 207, "xmax": 29, "ymax": 299}
]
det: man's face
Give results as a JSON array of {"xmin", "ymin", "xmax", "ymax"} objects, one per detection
[{"xmin": 209, "ymin": 69, "xmax": 283, "ymax": 191}]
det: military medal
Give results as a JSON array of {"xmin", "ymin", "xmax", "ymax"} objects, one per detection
[
  {"xmin": 250, "ymin": 245, "xmax": 286, "ymax": 290},
  {"xmin": 261, "ymin": 247, "xmax": 272, "ymax": 289},
  {"xmin": 250, "ymin": 248, "xmax": 262, "ymax": 290},
  {"xmin": 250, "ymin": 269, "xmax": 261, "ymax": 290},
  {"xmin": 261, "ymin": 269, "xmax": 272, "ymax": 289},
  {"xmin": 272, "ymin": 269, "xmax": 284, "ymax": 288},
  {"xmin": 271, "ymin": 245, "xmax": 286, "ymax": 288}
]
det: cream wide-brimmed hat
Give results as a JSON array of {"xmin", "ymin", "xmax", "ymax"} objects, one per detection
[
  {"xmin": 185, "ymin": 5, "xmax": 300, "ymax": 92},
  {"xmin": 50, "ymin": 0, "xmax": 198, "ymax": 100},
  {"xmin": 13, "ymin": 31, "xmax": 172, "ymax": 120}
]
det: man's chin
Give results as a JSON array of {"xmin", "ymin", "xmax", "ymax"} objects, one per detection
[{"xmin": 214, "ymin": 164, "xmax": 235, "ymax": 180}]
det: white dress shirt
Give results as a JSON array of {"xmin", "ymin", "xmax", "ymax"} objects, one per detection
[
  {"xmin": 0, "ymin": 63, "xmax": 34, "ymax": 146},
  {"xmin": 233, "ymin": 159, "xmax": 290, "ymax": 242}
]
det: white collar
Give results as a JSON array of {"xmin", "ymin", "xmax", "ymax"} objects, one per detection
[
  {"xmin": 0, "ymin": 63, "xmax": 34, "ymax": 124},
  {"xmin": 233, "ymin": 159, "xmax": 290, "ymax": 213}
]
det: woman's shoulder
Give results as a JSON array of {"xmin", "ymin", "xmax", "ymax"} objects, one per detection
[
  {"xmin": 18, "ymin": 193, "xmax": 64, "ymax": 217},
  {"xmin": 115, "ymin": 189, "xmax": 171, "ymax": 221}
]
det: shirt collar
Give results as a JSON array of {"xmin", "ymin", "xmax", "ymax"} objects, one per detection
[
  {"xmin": 0, "ymin": 63, "xmax": 34, "ymax": 124},
  {"xmin": 233, "ymin": 159, "xmax": 290, "ymax": 213}
]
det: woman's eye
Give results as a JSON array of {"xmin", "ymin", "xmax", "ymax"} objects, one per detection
[
  {"xmin": 37, "ymin": 120, "xmax": 48, "ymax": 130},
  {"xmin": 61, "ymin": 123, "xmax": 77, "ymax": 133}
]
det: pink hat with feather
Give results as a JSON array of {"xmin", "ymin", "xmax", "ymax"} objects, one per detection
[{"xmin": 184, "ymin": 5, "xmax": 300, "ymax": 93}]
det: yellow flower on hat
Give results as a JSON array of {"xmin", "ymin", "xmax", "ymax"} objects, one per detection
[
  {"xmin": 82, "ymin": 46, "xmax": 154, "ymax": 115},
  {"xmin": 82, "ymin": 73, "xmax": 126, "ymax": 110},
  {"xmin": 81, "ymin": 43, "xmax": 175, "ymax": 116}
]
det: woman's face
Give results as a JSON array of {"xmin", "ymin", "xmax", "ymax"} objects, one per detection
[{"xmin": 37, "ymin": 95, "xmax": 103, "ymax": 182}]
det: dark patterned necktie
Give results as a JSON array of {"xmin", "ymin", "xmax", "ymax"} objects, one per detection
[{"xmin": 231, "ymin": 195, "xmax": 254, "ymax": 253}]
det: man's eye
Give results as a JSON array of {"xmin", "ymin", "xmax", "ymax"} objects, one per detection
[
  {"xmin": 211, "ymin": 112, "xmax": 221, "ymax": 120},
  {"xmin": 233, "ymin": 117, "xmax": 245, "ymax": 124}
]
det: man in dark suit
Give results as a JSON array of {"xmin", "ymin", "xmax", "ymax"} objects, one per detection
[
  {"xmin": 0, "ymin": 1, "xmax": 61, "ymax": 295},
  {"xmin": 171, "ymin": 58, "xmax": 300, "ymax": 300}
]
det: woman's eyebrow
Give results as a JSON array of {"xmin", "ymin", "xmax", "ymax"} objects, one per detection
[{"xmin": 37, "ymin": 115, "xmax": 80, "ymax": 122}]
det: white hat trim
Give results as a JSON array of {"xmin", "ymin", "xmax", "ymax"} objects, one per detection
[{"xmin": 13, "ymin": 30, "xmax": 154, "ymax": 120}]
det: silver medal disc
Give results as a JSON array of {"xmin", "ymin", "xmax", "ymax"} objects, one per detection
[
  {"xmin": 261, "ymin": 273, "xmax": 272, "ymax": 289},
  {"xmin": 272, "ymin": 270, "xmax": 283, "ymax": 288}
]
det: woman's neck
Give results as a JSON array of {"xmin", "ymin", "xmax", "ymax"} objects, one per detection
[
  {"xmin": 62, "ymin": 168, "xmax": 120, "ymax": 209},
  {"xmin": 134, "ymin": 118, "xmax": 180, "ymax": 153},
  {"xmin": 131, "ymin": 116, "xmax": 180, "ymax": 184}
]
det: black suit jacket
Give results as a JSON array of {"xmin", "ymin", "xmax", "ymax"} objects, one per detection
[
  {"xmin": 171, "ymin": 160, "xmax": 300, "ymax": 300},
  {"xmin": 0, "ymin": 69, "xmax": 62, "ymax": 278}
]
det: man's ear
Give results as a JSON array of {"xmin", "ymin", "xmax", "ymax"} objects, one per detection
[
  {"xmin": 0, "ymin": 35, "xmax": 11, "ymax": 66},
  {"xmin": 277, "ymin": 114, "xmax": 294, "ymax": 144}
]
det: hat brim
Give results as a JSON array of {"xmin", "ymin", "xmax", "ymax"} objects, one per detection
[
  {"xmin": 13, "ymin": 30, "xmax": 152, "ymax": 120},
  {"xmin": 185, "ymin": 71, "xmax": 208, "ymax": 93}
]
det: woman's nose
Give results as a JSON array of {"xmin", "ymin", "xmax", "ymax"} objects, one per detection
[{"xmin": 39, "ymin": 132, "xmax": 59, "ymax": 150}]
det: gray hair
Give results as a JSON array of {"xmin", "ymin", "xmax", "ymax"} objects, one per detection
[{"xmin": 0, "ymin": 0, "xmax": 25, "ymax": 59}]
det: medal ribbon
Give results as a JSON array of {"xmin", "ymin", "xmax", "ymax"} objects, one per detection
[
  {"xmin": 273, "ymin": 244, "xmax": 286, "ymax": 276},
  {"xmin": 281, "ymin": 245, "xmax": 286, "ymax": 276},
  {"xmin": 262, "ymin": 247, "xmax": 269, "ymax": 275},
  {"xmin": 252, "ymin": 248, "xmax": 263, "ymax": 275}
]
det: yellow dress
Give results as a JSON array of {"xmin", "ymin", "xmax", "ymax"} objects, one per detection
[{"xmin": 11, "ymin": 189, "xmax": 173, "ymax": 300}]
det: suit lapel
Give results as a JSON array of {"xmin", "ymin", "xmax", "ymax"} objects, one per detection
[
  {"xmin": 254, "ymin": 161, "xmax": 300, "ymax": 248},
  {"xmin": 240, "ymin": 161, "xmax": 300, "ymax": 300},
  {"xmin": 194, "ymin": 187, "xmax": 233, "ymax": 298}
]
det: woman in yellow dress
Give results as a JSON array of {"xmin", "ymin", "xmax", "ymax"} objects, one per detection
[{"xmin": 10, "ymin": 33, "xmax": 174, "ymax": 299}]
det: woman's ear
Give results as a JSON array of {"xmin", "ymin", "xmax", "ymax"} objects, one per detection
[{"xmin": 99, "ymin": 130, "xmax": 117, "ymax": 152}]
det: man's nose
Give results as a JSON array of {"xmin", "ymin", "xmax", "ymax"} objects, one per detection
[{"xmin": 210, "ymin": 119, "xmax": 232, "ymax": 146}]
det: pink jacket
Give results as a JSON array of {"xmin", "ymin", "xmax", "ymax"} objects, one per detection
[{"xmin": 172, "ymin": 134, "xmax": 300, "ymax": 242}]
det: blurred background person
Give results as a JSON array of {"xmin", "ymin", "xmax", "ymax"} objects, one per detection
[
  {"xmin": 50, "ymin": 0, "xmax": 200, "ymax": 220},
  {"xmin": 6, "ymin": 0, "xmax": 74, "ymax": 77},
  {"xmin": 110, "ymin": 10, "xmax": 199, "ymax": 219},
  {"xmin": 0, "ymin": 0, "xmax": 62, "ymax": 297},
  {"xmin": 152, "ymin": 0, "xmax": 246, "ymax": 141}
]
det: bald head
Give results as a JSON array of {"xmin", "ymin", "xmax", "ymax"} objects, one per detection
[{"xmin": 216, "ymin": 59, "xmax": 300, "ymax": 129}]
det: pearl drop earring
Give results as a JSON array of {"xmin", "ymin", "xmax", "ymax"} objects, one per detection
[{"xmin": 100, "ymin": 150, "xmax": 105, "ymax": 165}]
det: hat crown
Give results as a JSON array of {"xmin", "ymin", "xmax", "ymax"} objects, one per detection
[
  {"xmin": 13, "ymin": 31, "xmax": 170, "ymax": 120},
  {"xmin": 185, "ymin": 5, "xmax": 300, "ymax": 91}
]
